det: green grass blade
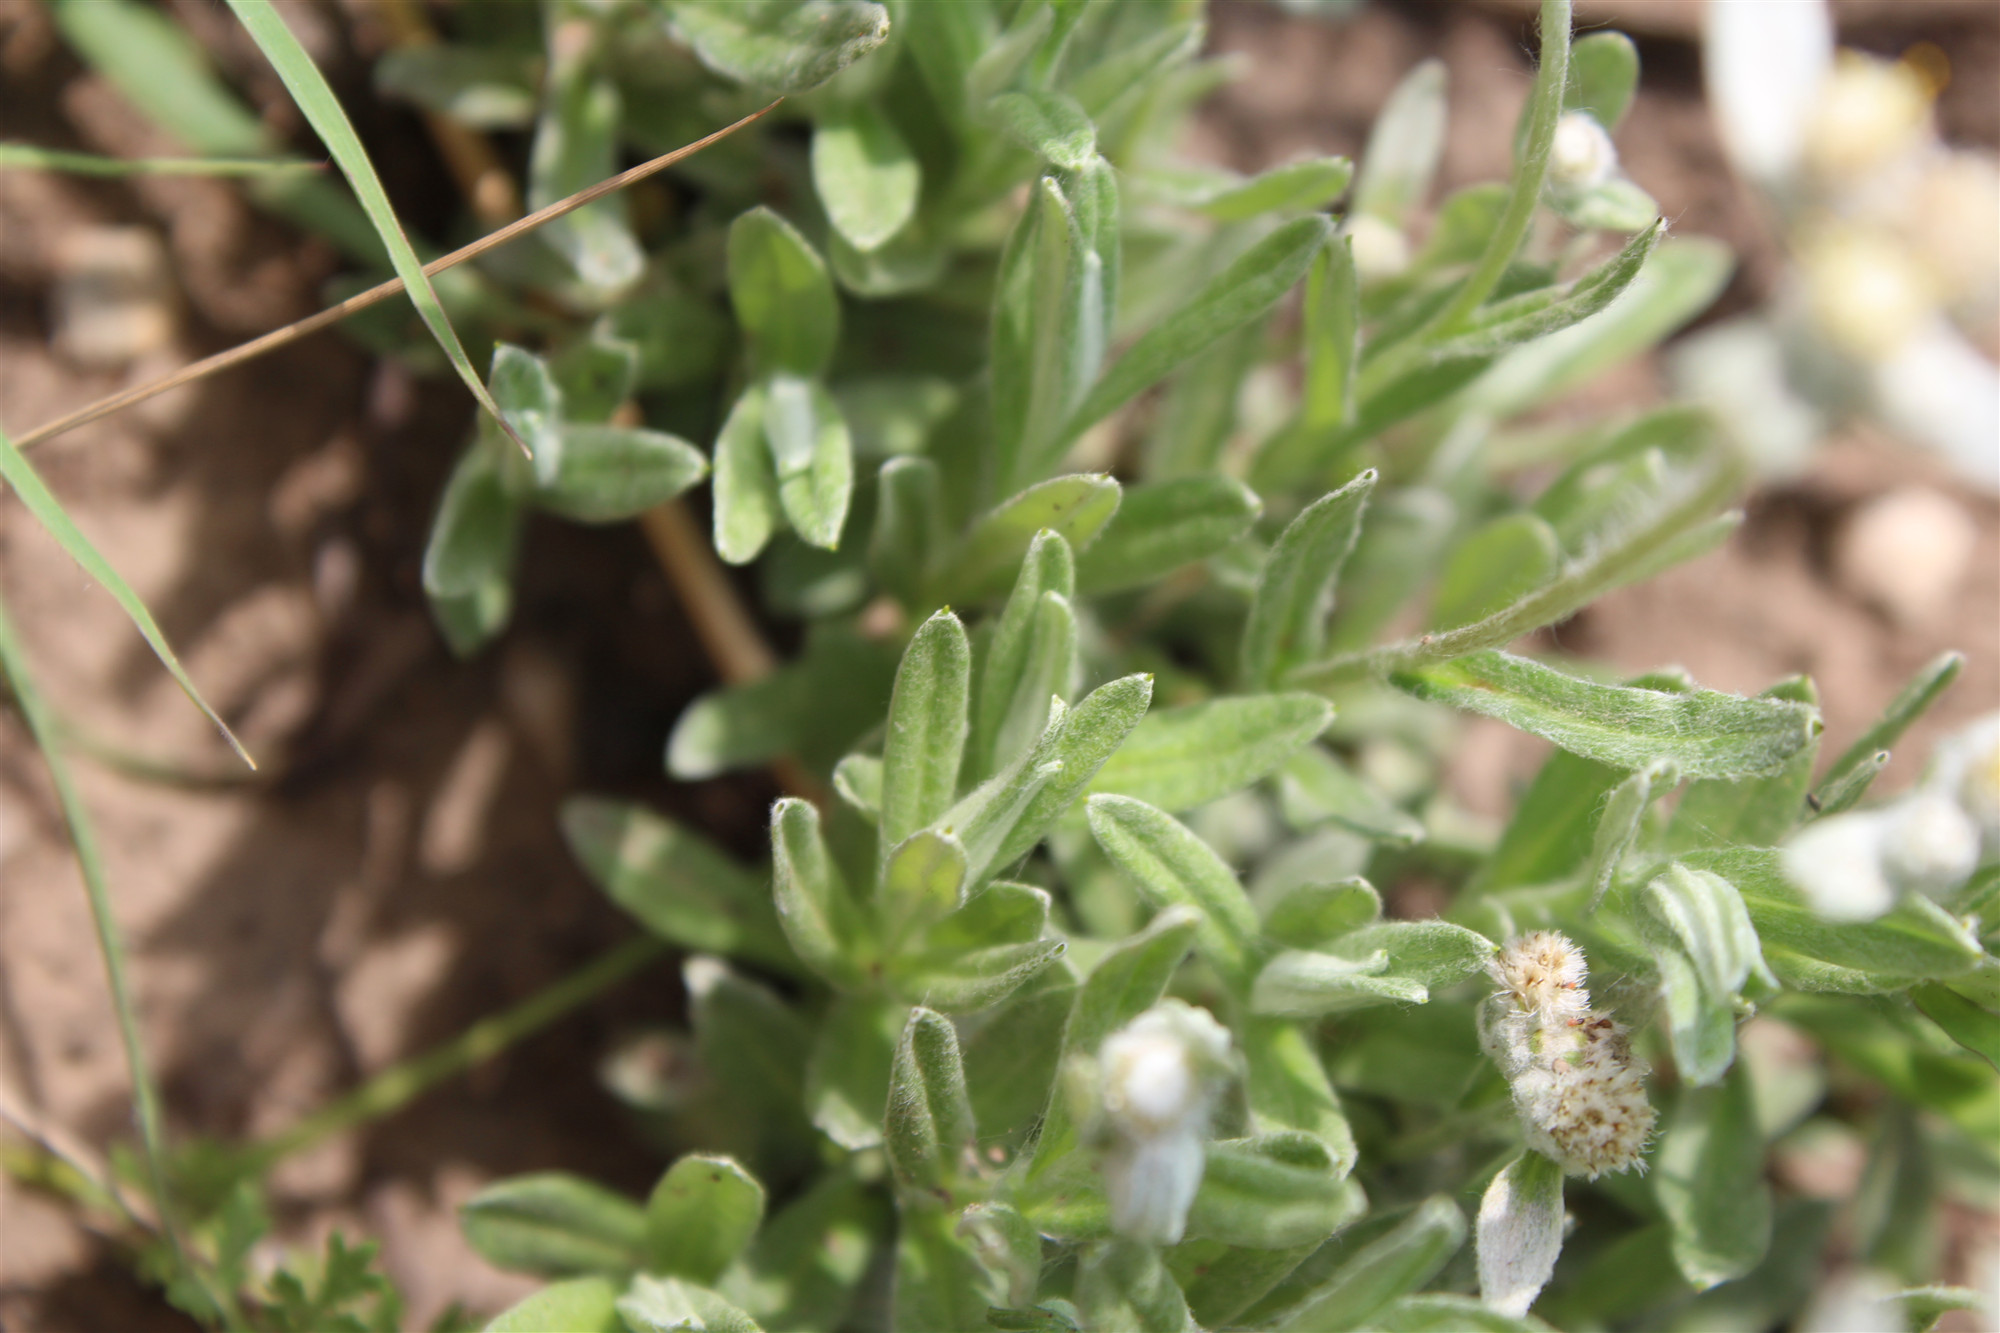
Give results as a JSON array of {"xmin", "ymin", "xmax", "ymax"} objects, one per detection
[
  {"xmin": 0, "ymin": 424, "xmax": 250, "ymax": 765},
  {"xmin": 0, "ymin": 588, "xmax": 218, "ymax": 1317},
  {"xmin": 0, "ymin": 142, "xmax": 320, "ymax": 176},
  {"xmin": 224, "ymin": 0, "xmax": 529, "ymax": 456}
]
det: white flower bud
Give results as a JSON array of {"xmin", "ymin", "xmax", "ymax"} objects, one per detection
[
  {"xmin": 1483, "ymin": 934, "xmax": 1654, "ymax": 1180},
  {"xmin": 1803, "ymin": 52, "xmax": 1932, "ymax": 185},
  {"xmin": 1781, "ymin": 808, "xmax": 1897, "ymax": 921},
  {"xmin": 1548, "ymin": 111, "xmax": 1618, "ymax": 192},
  {"xmin": 1345, "ymin": 214, "xmax": 1411, "ymax": 283},
  {"xmin": 1879, "ymin": 789, "xmax": 1980, "ymax": 898},
  {"xmin": 1927, "ymin": 712, "xmax": 2000, "ymax": 859},
  {"xmin": 1096, "ymin": 1001, "xmax": 1233, "ymax": 1245}
]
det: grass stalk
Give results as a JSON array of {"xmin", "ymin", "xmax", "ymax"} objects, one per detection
[
  {"xmin": 13, "ymin": 102, "xmax": 780, "ymax": 452},
  {"xmin": 0, "ymin": 588, "xmax": 221, "ymax": 1316},
  {"xmin": 235, "ymin": 935, "xmax": 669, "ymax": 1177}
]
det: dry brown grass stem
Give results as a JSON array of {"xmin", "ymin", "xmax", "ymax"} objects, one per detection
[{"xmin": 13, "ymin": 100, "xmax": 782, "ymax": 451}]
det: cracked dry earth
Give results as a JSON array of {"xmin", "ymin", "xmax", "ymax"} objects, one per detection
[{"xmin": 1, "ymin": 1, "xmax": 1996, "ymax": 1329}]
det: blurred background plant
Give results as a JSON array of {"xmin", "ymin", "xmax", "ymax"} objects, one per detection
[{"xmin": 0, "ymin": 0, "xmax": 1994, "ymax": 1330}]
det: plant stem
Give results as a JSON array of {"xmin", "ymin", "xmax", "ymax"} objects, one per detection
[
  {"xmin": 1423, "ymin": 0, "xmax": 1572, "ymax": 336},
  {"xmin": 11, "ymin": 101, "xmax": 780, "ymax": 451},
  {"xmin": 236, "ymin": 935, "xmax": 668, "ymax": 1176},
  {"xmin": 0, "ymin": 589, "xmax": 217, "ymax": 1315}
]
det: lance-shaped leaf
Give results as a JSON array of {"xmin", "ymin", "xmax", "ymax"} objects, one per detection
[
  {"xmin": 1243, "ymin": 470, "xmax": 1377, "ymax": 690},
  {"xmin": 886, "ymin": 1007, "xmax": 978, "ymax": 1197},
  {"xmin": 990, "ymin": 89, "xmax": 1098, "ymax": 169},
  {"xmin": 1261, "ymin": 879, "xmax": 1382, "ymax": 950},
  {"xmin": 1429, "ymin": 514, "xmax": 1561, "ymax": 632},
  {"xmin": 1677, "ymin": 847, "xmax": 1983, "ymax": 982},
  {"xmin": 713, "ymin": 384, "xmax": 781, "ymax": 565},
  {"xmin": 881, "ymin": 829, "xmax": 970, "ymax": 946},
  {"xmin": 932, "ymin": 475, "xmax": 1120, "ymax": 605},
  {"xmin": 619, "ymin": 1276, "xmax": 765, "ymax": 1333},
  {"xmin": 644, "ymin": 1155, "xmax": 766, "ymax": 1284},
  {"xmin": 1273, "ymin": 1196, "xmax": 1466, "ymax": 1332},
  {"xmin": 1086, "ymin": 795, "xmax": 1261, "ymax": 985},
  {"xmin": 226, "ymin": 0, "xmax": 525, "ymax": 457},
  {"xmin": 722, "ymin": 1172, "xmax": 887, "ymax": 1333},
  {"xmin": 1814, "ymin": 652, "xmax": 1962, "ymax": 815},
  {"xmin": 1652, "ymin": 942, "xmax": 1735, "ymax": 1090},
  {"xmin": 486, "ymin": 1277, "xmax": 623, "ymax": 1333},
  {"xmin": 1075, "ymin": 476, "xmax": 1262, "ymax": 594},
  {"xmin": 423, "ymin": 441, "xmax": 524, "ymax": 657},
  {"xmin": 880, "ymin": 611, "xmax": 972, "ymax": 855},
  {"xmin": 1191, "ymin": 157, "xmax": 1354, "ymax": 222},
  {"xmin": 870, "ymin": 457, "xmax": 944, "ymax": 608},
  {"xmin": 1654, "ymin": 1064, "xmax": 1772, "ymax": 1290},
  {"xmin": 813, "ymin": 102, "xmax": 919, "ymax": 251},
  {"xmin": 973, "ymin": 529, "xmax": 1076, "ymax": 776},
  {"xmin": 986, "ymin": 672, "xmax": 1153, "ymax": 872},
  {"xmin": 897, "ymin": 883, "xmax": 1066, "ymax": 1013},
  {"xmin": 1303, "ymin": 236, "xmax": 1361, "ymax": 430},
  {"xmin": 1148, "ymin": 320, "xmax": 1265, "ymax": 479},
  {"xmin": 958, "ymin": 1202, "xmax": 1043, "ymax": 1309},
  {"xmin": 1352, "ymin": 60, "xmax": 1446, "ymax": 225},
  {"xmin": 1669, "ymin": 677, "xmax": 1820, "ymax": 850},
  {"xmin": 1171, "ymin": 1237, "xmax": 1329, "ymax": 1331},
  {"xmin": 1582, "ymin": 759, "xmax": 1678, "ymax": 911},
  {"xmin": 730, "ymin": 208, "xmax": 839, "ymax": 378},
  {"xmin": 1089, "ymin": 694, "xmax": 1331, "ymax": 815},
  {"xmin": 561, "ymin": 798, "xmax": 791, "ymax": 971},
  {"xmin": 488, "ymin": 344, "xmax": 564, "ymax": 484},
  {"xmin": 1077, "ymin": 1240, "xmax": 1198, "ymax": 1333},
  {"xmin": 1059, "ymin": 215, "xmax": 1331, "ymax": 446},
  {"xmin": 1277, "ymin": 748, "xmax": 1425, "ymax": 846},
  {"xmin": 664, "ymin": 0, "xmax": 890, "ymax": 94},
  {"xmin": 807, "ymin": 993, "xmax": 909, "ymax": 1150},
  {"xmin": 1640, "ymin": 864, "xmax": 1772, "ymax": 1003},
  {"xmin": 1477, "ymin": 1151, "xmax": 1565, "ymax": 1319},
  {"xmin": 895, "ymin": 1207, "xmax": 1003, "ymax": 1333},
  {"xmin": 1253, "ymin": 921, "xmax": 1494, "ymax": 1018},
  {"xmin": 1392, "ymin": 652, "xmax": 1820, "ymax": 781},
  {"xmin": 537, "ymin": 424, "xmax": 707, "ymax": 523},
  {"xmin": 550, "ymin": 337, "xmax": 638, "ymax": 424},
  {"xmin": 772, "ymin": 798, "xmax": 863, "ymax": 985},
  {"xmin": 1187, "ymin": 1132, "xmax": 1358, "ymax": 1250},
  {"xmin": 460, "ymin": 1174, "xmax": 646, "ymax": 1277},
  {"xmin": 991, "ymin": 178, "xmax": 1096, "ymax": 493},
  {"xmin": 527, "ymin": 60, "xmax": 641, "ymax": 291},
  {"xmin": 764, "ymin": 374, "xmax": 854, "ymax": 549}
]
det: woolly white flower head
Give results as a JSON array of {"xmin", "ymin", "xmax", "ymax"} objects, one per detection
[
  {"xmin": 1095, "ymin": 1001, "xmax": 1233, "ymax": 1245},
  {"xmin": 1549, "ymin": 111, "xmax": 1618, "ymax": 191},
  {"xmin": 1483, "ymin": 933, "xmax": 1654, "ymax": 1179}
]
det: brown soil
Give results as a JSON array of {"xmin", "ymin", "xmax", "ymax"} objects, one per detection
[{"xmin": 0, "ymin": 2, "xmax": 1994, "ymax": 1330}]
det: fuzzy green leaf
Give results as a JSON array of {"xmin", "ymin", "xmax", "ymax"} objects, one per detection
[
  {"xmin": 1273, "ymin": 1196, "xmax": 1466, "ymax": 1332},
  {"xmin": 1086, "ymin": 795, "xmax": 1262, "ymax": 984},
  {"xmin": 1352, "ymin": 60, "xmax": 1446, "ymax": 224},
  {"xmin": 870, "ymin": 457, "xmax": 944, "ymax": 608},
  {"xmin": 1253, "ymin": 921, "xmax": 1493, "ymax": 1017},
  {"xmin": 1277, "ymin": 748, "xmax": 1425, "ymax": 846},
  {"xmin": 1089, "ymin": 694, "xmax": 1332, "ymax": 814},
  {"xmin": 881, "ymin": 830, "xmax": 970, "ymax": 944},
  {"xmin": 894, "ymin": 1208, "xmax": 1002, "ymax": 1333},
  {"xmin": 771, "ymin": 797, "xmax": 861, "ymax": 986},
  {"xmin": 1261, "ymin": 880, "xmax": 1382, "ymax": 950},
  {"xmin": 1476, "ymin": 1151, "xmax": 1565, "ymax": 1320},
  {"xmin": 1669, "ymin": 677, "xmax": 1821, "ymax": 850},
  {"xmin": 713, "ymin": 384, "xmax": 781, "ymax": 565},
  {"xmin": 885, "ymin": 1007, "xmax": 977, "ymax": 1196},
  {"xmin": 881, "ymin": 611, "xmax": 973, "ymax": 854},
  {"xmin": 987, "ymin": 672, "xmax": 1154, "ymax": 873},
  {"xmin": 1188, "ymin": 1132, "xmax": 1357, "ymax": 1250},
  {"xmin": 729, "ymin": 208, "xmax": 840, "ymax": 378},
  {"xmin": 1655, "ymin": 1064, "xmax": 1772, "ymax": 1290},
  {"xmin": 1195, "ymin": 157, "xmax": 1354, "ymax": 221},
  {"xmin": 1429, "ymin": 513, "xmax": 1561, "ymax": 632},
  {"xmin": 619, "ymin": 1276, "xmax": 765, "ymax": 1333},
  {"xmin": 422, "ymin": 443, "xmax": 523, "ymax": 657},
  {"xmin": 1582, "ymin": 758, "xmax": 1678, "ymax": 910},
  {"xmin": 813, "ymin": 102, "xmax": 920, "ymax": 251},
  {"xmin": 1243, "ymin": 470, "xmax": 1377, "ymax": 690},
  {"xmin": 536, "ymin": 424, "xmax": 707, "ymax": 523},
  {"xmin": 1392, "ymin": 652, "xmax": 1819, "ymax": 781},
  {"xmin": 1568, "ymin": 31, "xmax": 1640, "ymax": 130},
  {"xmin": 933, "ymin": 475, "xmax": 1120, "ymax": 605},
  {"xmin": 1077, "ymin": 1240, "xmax": 1198, "ymax": 1333},
  {"xmin": 1074, "ymin": 477, "xmax": 1262, "ymax": 594},
  {"xmin": 644, "ymin": 1156, "xmax": 766, "ymax": 1284},
  {"xmin": 972, "ymin": 530, "xmax": 1077, "ymax": 776},
  {"xmin": 807, "ymin": 994, "xmax": 909, "ymax": 1150},
  {"xmin": 460, "ymin": 1175, "xmax": 646, "ymax": 1277},
  {"xmin": 990, "ymin": 89, "xmax": 1098, "ymax": 170},
  {"xmin": 764, "ymin": 374, "xmax": 854, "ymax": 549},
  {"xmin": 664, "ymin": 0, "xmax": 890, "ymax": 94},
  {"xmin": 561, "ymin": 798, "xmax": 791, "ymax": 971},
  {"xmin": 1061, "ymin": 215, "xmax": 1330, "ymax": 445},
  {"xmin": 1814, "ymin": 652, "xmax": 1962, "ymax": 815},
  {"xmin": 483, "ymin": 1276, "xmax": 622, "ymax": 1333},
  {"xmin": 722, "ymin": 1172, "xmax": 887, "ymax": 1333}
]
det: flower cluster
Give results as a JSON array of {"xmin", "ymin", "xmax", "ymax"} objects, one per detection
[{"xmin": 1480, "ymin": 932, "xmax": 1654, "ymax": 1179}]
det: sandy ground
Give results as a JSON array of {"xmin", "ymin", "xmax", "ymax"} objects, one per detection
[{"xmin": 0, "ymin": 1, "xmax": 1994, "ymax": 1328}]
